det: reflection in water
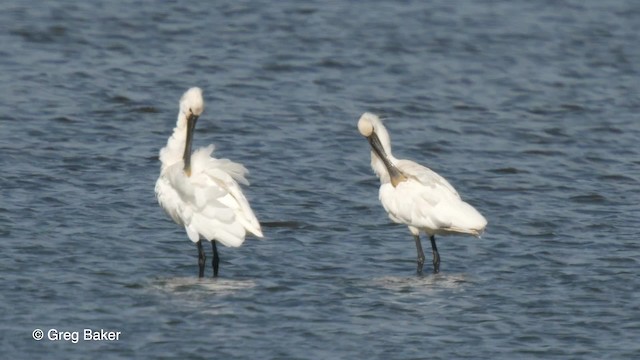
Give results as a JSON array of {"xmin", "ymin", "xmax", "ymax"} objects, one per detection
[
  {"xmin": 147, "ymin": 277, "xmax": 258, "ymax": 315},
  {"xmin": 151, "ymin": 277, "xmax": 257, "ymax": 296},
  {"xmin": 371, "ymin": 273, "xmax": 470, "ymax": 293}
]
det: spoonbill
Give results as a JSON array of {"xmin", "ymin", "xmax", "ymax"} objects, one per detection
[
  {"xmin": 155, "ymin": 87, "xmax": 263, "ymax": 277},
  {"xmin": 357, "ymin": 112, "xmax": 487, "ymax": 274}
]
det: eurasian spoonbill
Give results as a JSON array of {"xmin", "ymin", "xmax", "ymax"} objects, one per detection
[
  {"xmin": 357, "ymin": 112, "xmax": 487, "ymax": 274},
  {"xmin": 155, "ymin": 87, "xmax": 263, "ymax": 277}
]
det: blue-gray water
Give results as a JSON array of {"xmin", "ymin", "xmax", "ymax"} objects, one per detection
[{"xmin": 1, "ymin": 1, "xmax": 639, "ymax": 359}]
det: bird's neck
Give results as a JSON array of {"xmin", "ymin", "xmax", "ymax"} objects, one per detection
[
  {"xmin": 371, "ymin": 149, "xmax": 407, "ymax": 187},
  {"xmin": 371, "ymin": 151, "xmax": 393, "ymax": 183},
  {"xmin": 159, "ymin": 113, "xmax": 189, "ymax": 169}
]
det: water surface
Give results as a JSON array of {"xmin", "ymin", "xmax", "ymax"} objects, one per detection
[{"xmin": 1, "ymin": 1, "xmax": 639, "ymax": 359}]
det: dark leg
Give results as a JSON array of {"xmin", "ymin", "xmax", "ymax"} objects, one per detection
[
  {"xmin": 211, "ymin": 240, "xmax": 219, "ymax": 277},
  {"xmin": 430, "ymin": 235, "xmax": 441, "ymax": 274},
  {"xmin": 197, "ymin": 240, "xmax": 206, "ymax": 278},
  {"xmin": 414, "ymin": 235, "xmax": 425, "ymax": 274}
]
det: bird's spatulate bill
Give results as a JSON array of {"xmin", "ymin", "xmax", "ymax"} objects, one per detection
[{"xmin": 182, "ymin": 114, "xmax": 198, "ymax": 177}]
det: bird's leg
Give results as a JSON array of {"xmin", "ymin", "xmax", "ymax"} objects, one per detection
[
  {"xmin": 211, "ymin": 240, "xmax": 219, "ymax": 277},
  {"xmin": 414, "ymin": 235, "xmax": 425, "ymax": 274},
  {"xmin": 197, "ymin": 240, "xmax": 206, "ymax": 278},
  {"xmin": 430, "ymin": 235, "xmax": 440, "ymax": 274}
]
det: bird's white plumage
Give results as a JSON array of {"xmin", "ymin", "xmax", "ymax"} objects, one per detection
[
  {"xmin": 358, "ymin": 112, "xmax": 487, "ymax": 237},
  {"xmin": 155, "ymin": 87, "xmax": 262, "ymax": 248}
]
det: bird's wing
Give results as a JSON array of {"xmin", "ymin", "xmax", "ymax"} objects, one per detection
[
  {"xmin": 395, "ymin": 159, "xmax": 460, "ymax": 199},
  {"xmin": 187, "ymin": 145, "xmax": 263, "ymax": 245},
  {"xmin": 380, "ymin": 180, "xmax": 455, "ymax": 231},
  {"xmin": 155, "ymin": 145, "xmax": 262, "ymax": 247},
  {"xmin": 380, "ymin": 160, "xmax": 460, "ymax": 230},
  {"xmin": 155, "ymin": 173, "xmax": 185, "ymax": 226},
  {"xmin": 381, "ymin": 160, "xmax": 486, "ymax": 235}
]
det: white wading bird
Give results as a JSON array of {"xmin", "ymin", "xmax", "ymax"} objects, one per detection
[
  {"xmin": 357, "ymin": 112, "xmax": 487, "ymax": 274},
  {"xmin": 155, "ymin": 87, "xmax": 263, "ymax": 277}
]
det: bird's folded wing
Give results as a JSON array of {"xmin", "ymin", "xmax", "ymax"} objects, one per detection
[
  {"xmin": 191, "ymin": 145, "xmax": 263, "ymax": 239},
  {"xmin": 396, "ymin": 159, "xmax": 460, "ymax": 199},
  {"xmin": 157, "ymin": 145, "xmax": 263, "ymax": 246}
]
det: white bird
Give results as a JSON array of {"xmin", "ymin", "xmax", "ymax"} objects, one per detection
[
  {"xmin": 155, "ymin": 87, "xmax": 263, "ymax": 277},
  {"xmin": 357, "ymin": 112, "xmax": 487, "ymax": 274}
]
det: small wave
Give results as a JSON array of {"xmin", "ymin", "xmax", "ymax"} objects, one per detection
[
  {"xmin": 261, "ymin": 221, "xmax": 310, "ymax": 230},
  {"xmin": 489, "ymin": 167, "xmax": 526, "ymax": 174},
  {"xmin": 569, "ymin": 193, "xmax": 607, "ymax": 204}
]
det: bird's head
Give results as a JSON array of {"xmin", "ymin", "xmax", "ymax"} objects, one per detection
[
  {"xmin": 179, "ymin": 87, "xmax": 205, "ymax": 120},
  {"xmin": 357, "ymin": 112, "xmax": 392, "ymax": 154},
  {"xmin": 357, "ymin": 112, "xmax": 377, "ymax": 137},
  {"xmin": 357, "ymin": 112, "xmax": 406, "ymax": 187},
  {"xmin": 178, "ymin": 87, "xmax": 204, "ymax": 177}
]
